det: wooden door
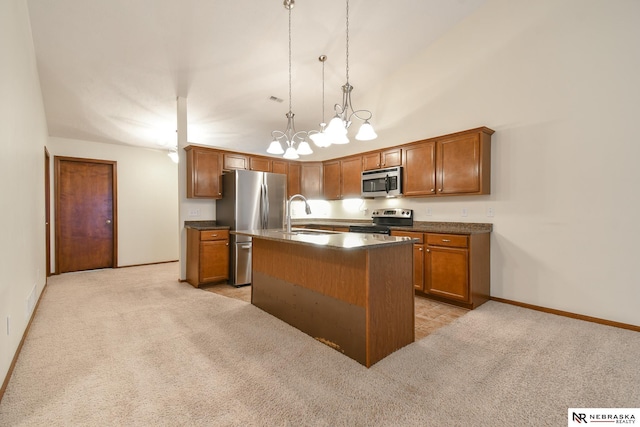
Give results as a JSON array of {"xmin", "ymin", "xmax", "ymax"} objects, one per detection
[
  {"xmin": 55, "ymin": 157, "xmax": 117, "ymax": 273},
  {"xmin": 362, "ymin": 152, "xmax": 381, "ymax": 170},
  {"xmin": 402, "ymin": 141, "xmax": 436, "ymax": 196},
  {"xmin": 45, "ymin": 148, "xmax": 51, "ymax": 278},
  {"xmin": 381, "ymin": 148, "xmax": 402, "ymax": 168},
  {"xmin": 323, "ymin": 160, "xmax": 341, "ymax": 200},
  {"xmin": 287, "ymin": 162, "xmax": 301, "ymax": 198},
  {"xmin": 436, "ymin": 133, "xmax": 481, "ymax": 194},
  {"xmin": 300, "ymin": 162, "xmax": 322, "ymax": 198},
  {"xmin": 426, "ymin": 246, "xmax": 469, "ymax": 302},
  {"xmin": 340, "ymin": 156, "xmax": 362, "ymax": 198}
]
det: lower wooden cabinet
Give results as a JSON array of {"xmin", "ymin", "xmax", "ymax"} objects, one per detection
[
  {"xmin": 392, "ymin": 230, "xmax": 490, "ymax": 309},
  {"xmin": 186, "ymin": 228, "xmax": 230, "ymax": 287}
]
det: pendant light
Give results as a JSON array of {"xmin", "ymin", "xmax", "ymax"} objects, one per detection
[
  {"xmin": 267, "ymin": 0, "xmax": 312, "ymax": 159},
  {"xmin": 309, "ymin": 55, "xmax": 331, "ymax": 148},
  {"xmin": 325, "ymin": 0, "xmax": 377, "ymax": 144}
]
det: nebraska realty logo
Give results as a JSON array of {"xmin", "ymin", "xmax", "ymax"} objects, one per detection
[{"xmin": 569, "ymin": 408, "xmax": 638, "ymax": 425}]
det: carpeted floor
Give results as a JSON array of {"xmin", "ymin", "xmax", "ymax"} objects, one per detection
[{"xmin": 1, "ymin": 262, "xmax": 638, "ymax": 426}]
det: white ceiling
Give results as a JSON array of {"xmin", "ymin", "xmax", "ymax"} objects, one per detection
[{"xmin": 27, "ymin": 0, "xmax": 487, "ymax": 161}]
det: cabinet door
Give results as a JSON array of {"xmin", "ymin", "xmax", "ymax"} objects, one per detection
[
  {"xmin": 223, "ymin": 153, "xmax": 248, "ymax": 171},
  {"xmin": 381, "ymin": 148, "xmax": 402, "ymax": 168},
  {"xmin": 414, "ymin": 244, "xmax": 425, "ymax": 291},
  {"xmin": 272, "ymin": 160, "xmax": 287, "ymax": 175},
  {"xmin": 340, "ymin": 156, "xmax": 362, "ymax": 198},
  {"xmin": 436, "ymin": 133, "xmax": 482, "ymax": 195},
  {"xmin": 250, "ymin": 156, "xmax": 272, "ymax": 172},
  {"xmin": 287, "ymin": 162, "xmax": 301, "ymax": 197},
  {"xmin": 186, "ymin": 147, "xmax": 222, "ymax": 199},
  {"xmin": 362, "ymin": 152, "xmax": 381, "ymax": 170},
  {"xmin": 402, "ymin": 141, "xmax": 436, "ymax": 196},
  {"xmin": 426, "ymin": 246, "xmax": 469, "ymax": 302},
  {"xmin": 300, "ymin": 162, "xmax": 322, "ymax": 198},
  {"xmin": 322, "ymin": 160, "xmax": 341, "ymax": 200},
  {"xmin": 200, "ymin": 240, "xmax": 229, "ymax": 283}
]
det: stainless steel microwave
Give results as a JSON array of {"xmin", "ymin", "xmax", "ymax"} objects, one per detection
[{"xmin": 361, "ymin": 166, "xmax": 403, "ymax": 198}]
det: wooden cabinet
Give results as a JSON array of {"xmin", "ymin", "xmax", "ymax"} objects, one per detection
[
  {"xmin": 223, "ymin": 153, "xmax": 248, "ymax": 171},
  {"xmin": 363, "ymin": 148, "xmax": 402, "ymax": 171},
  {"xmin": 323, "ymin": 160, "xmax": 340, "ymax": 200},
  {"xmin": 186, "ymin": 228, "xmax": 230, "ymax": 287},
  {"xmin": 402, "ymin": 140, "xmax": 436, "ymax": 197},
  {"xmin": 436, "ymin": 130, "xmax": 491, "ymax": 195},
  {"xmin": 402, "ymin": 127, "xmax": 492, "ymax": 197},
  {"xmin": 323, "ymin": 156, "xmax": 362, "ymax": 200},
  {"xmin": 390, "ymin": 231, "xmax": 424, "ymax": 291},
  {"xmin": 287, "ymin": 162, "xmax": 301, "ymax": 198},
  {"xmin": 249, "ymin": 156, "xmax": 271, "ymax": 172},
  {"xmin": 185, "ymin": 146, "xmax": 223, "ymax": 199},
  {"xmin": 272, "ymin": 160, "xmax": 287, "ymax": 175},
  {"xmin": 300, "ymin": 162, "xmax": 323, "ymax": 199},
  {"xmin": 424, "ymin": 232, "xmax": 490, "ymax": 309}
]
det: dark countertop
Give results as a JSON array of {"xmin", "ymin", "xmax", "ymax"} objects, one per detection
[
  {"xmin": 233, "ymin": 229, "xmax": 414, "ymax": 250},
  {"xmin": 292, "ymin": 219, "xmax": 492, "ymax": 234},
  {"xmin": 184, "ymin": 220, "xmax": 230, "ymax": 231}
]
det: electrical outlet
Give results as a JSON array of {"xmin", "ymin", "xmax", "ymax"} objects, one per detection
[
  {"xmin": 188, "ymin": 209, "xmax": 200, "ymax": 217},
  {"xmin": 461, "ymin": 208, "xmax": 468, "ymax": 217},
  {"xmin": 425, "ymin": 207, "xmax": 432, "ymax": 216},
  {"xmin": 487, "ymin": 207, "xmax": 495, "ymax": 217}
]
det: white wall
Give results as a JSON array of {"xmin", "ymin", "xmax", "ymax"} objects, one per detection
[
  {"xmin": 0, "ymin": 0, "xmax": 49, "ymax": 385},
  {"xmin": 299, "ymin": 0, "xmax": 640, "ymax": 327},
  {"xmin": 47, "ymin": 138, "xmax": 180, "ymax": 268}
]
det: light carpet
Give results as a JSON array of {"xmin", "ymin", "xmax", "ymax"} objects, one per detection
[{"xmin": 0, "ymin": 262, "xmax": 638, "ymax": 426}]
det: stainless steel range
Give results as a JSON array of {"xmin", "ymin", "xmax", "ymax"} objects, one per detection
[{"xmin": 349, "ymin": 208, "xmax": 413, "ymax": 235}]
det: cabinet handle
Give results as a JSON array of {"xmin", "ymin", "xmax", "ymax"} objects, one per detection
[
  {"xmin": 438, "ymin": 188, "xmax": 442, "ymax": 192},
  {"xmin": 430, "ymin": 188, "xmax": 435, "ymax": 192},
  {"xmin": 442, "ymin": 239, "xmax": 451, "ymax": 242},
  {"xmin": 211, "ymin": 234, "xmax": 218, "ymax": 237},
  {"xmin": 418, "ymin": 247, "xmax": 423, "ymax": 251},
  {"xmin": 426, "ymin": 249, "xmax": 430, "ymax": 252}
]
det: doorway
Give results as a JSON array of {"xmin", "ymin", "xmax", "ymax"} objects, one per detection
[
  {"xmin": 55, "ymin": 157, "xmax": 117, "ymax": 273},
  {"xmin": 45, "ymin": 148, "xmax": 50, "ymax": 277}
]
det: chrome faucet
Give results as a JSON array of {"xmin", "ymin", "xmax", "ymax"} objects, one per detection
[{"xmin": 286, "ymin": 194, "xmax": 312, "ymax": 232}]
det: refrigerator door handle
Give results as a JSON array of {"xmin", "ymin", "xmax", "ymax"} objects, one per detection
[{"xmin": 260, "ymin": 182, "xmax": 269, "ymax": 229}]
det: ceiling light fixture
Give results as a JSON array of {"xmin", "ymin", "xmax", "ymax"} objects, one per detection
[
  {"xmin": 267, "ymin": 0, "xmax": 313, "ymax": 160},
  {"xmin": 309, "ymin": 55, "xmax": 331, "ymax": 149},
  {"xmin": 324, "ymin": 0, "xmax": 378, "ymax": 144}
]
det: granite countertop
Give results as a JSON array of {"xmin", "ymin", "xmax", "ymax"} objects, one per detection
[
  {"xmin": 292, "ymin": 219, "xmax": 492, "ymax": 234},
  {"xmin": 184, "ymin": 220, "xmax": 230, "ymax": 231},
  {"xmin": 232, "ymin": 228, "xmax": 414, "ymax": 250}
]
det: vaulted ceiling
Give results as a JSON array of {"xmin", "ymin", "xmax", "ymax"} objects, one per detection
[{"xmin": 27, "ymin": 0, "xmax": 487, "ymax": 160}]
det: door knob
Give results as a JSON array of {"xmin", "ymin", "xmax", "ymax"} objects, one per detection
[{"xmin": 106, "ymin": 219, "xmax": 112, "ymax": 224}]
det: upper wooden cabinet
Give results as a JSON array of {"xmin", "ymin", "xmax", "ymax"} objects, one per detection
[
  {"xmin": 185, "ymin": 146, "xmax": 223, "ymax": 199},
  {"xmin": 287, "ymin": 162, "xmax": 301, "ymax": 198},
  {"xmin": 272, "ymin": 160, "xmax": 287, "ymax": 175},
  {"xmin": 362, "ymin": 148, "xmax": 402, "ymax": 171},
  {"xmin": 223, "ymin": 153, "xmax": 248, "ymax": 171},
  {"xmin": 323, "ymin": 156, "xmax": 362, "ymax": 200},
  {"xmin": 402, "ymin": 127, "xmax": 493, "ymax": 197},
  {"xmin": 249, "ymin": 156, "xmax": 271, "ymax": 172},
  {"xmin": 402, "ymin": 140, "xmax": 436, "ymax": 197},
  {"xmin": 300, "ymin": 162, "xmax": 323, "ymax": 199}
]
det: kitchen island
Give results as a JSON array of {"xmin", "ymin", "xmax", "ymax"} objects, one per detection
[{"xmin": 233, "ymin": 229, "xmax": 415, "ymax": 367}]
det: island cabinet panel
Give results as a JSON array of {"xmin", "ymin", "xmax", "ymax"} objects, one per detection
[
  {"xmin": 185, "ymin": 146, "xmax": 223, "ymax": 199},
  {"xmin": 251, "ymin": 238, "xmax": 414, "ymax": 367}
]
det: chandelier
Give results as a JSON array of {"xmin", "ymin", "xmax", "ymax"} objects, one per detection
[
  {"xmin": 324, "ymin": 0, "xmax": 377, "ymax": 144},
  {"xmin": 266, "ymin": 0, "xmax": 313, "ymax": 160},
  {"xmin": 308, "ymin": 55, "xmax": 331, "ymax": 148}
]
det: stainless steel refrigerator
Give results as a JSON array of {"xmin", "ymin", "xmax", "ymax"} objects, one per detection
[{"xmin": 216, "ymin": 170, "xmax": 287, "ymax": 286}]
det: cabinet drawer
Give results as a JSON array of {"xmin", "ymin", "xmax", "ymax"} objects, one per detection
[
  {"xmin": 390, "ymin": 230, "xmax": 424, "ymax": 243},
  {"xmin": 200, "ymin": 229, "xmax": 229, "ymax": 241},
  {"xmin": 426, "ymin": 233, "xmax": 468, "ymax": 248}
]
